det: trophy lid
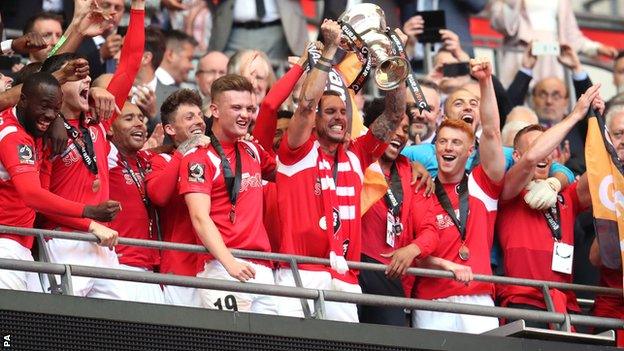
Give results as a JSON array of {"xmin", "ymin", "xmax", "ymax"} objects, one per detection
[{"xmin": 338, "ymin": 3, "xmax": 387, "ymax": 32}]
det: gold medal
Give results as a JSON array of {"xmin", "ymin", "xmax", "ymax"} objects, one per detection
[
  {"xmin": 92, "ymin": 178, "xmax": 101, "ymax": 192},
  {"xmin": 458, "ymin": 244, "xmax": 470, "ymax": 261}
]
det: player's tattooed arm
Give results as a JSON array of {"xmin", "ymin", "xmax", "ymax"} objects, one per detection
[
  {"xmin": 370, "ymin": 83, "xmax": 407, "ymax": 142},
  {"xmin": 288, "ymin": 19, "xmax": 341, "ymax": 149}
]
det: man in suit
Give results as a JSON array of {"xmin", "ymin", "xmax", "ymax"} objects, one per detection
[
  {"xmin": 208, "ymin": 0, "xmax": 307, "ymax": 61},
  {"xmin": 76, "ymin": 0, "xmax": 125, "ymax": 80}
]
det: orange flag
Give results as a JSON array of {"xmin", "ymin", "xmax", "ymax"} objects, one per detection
[{"xmin": 585, "ymin": 109, "xmax": 624, "ymax": 293}]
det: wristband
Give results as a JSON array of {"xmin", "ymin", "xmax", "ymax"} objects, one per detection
[
  {"xmin": 48, "ymin": 34, "xmax": 67, "ymax": 57},
  {"xmin": 318, "ymin": 56, "xmax": 333, "ymax": 64},
  {"xmin": 314, "ymin": 62, "xmax": 331, "ymax": 72}
]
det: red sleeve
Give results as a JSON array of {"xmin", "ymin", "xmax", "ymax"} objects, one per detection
[
  {"xmin": 178, "ymin": 150, "xmax": 216, "ymax": 195},
  {"xmin": 255, "ymin": 142, "xmax": 276, "ymax": 181},
  {"xmin": 349, "ymin": 130, "xmax": 388, "ymax": 170},
  {"xmin": 253, "ymin": 64, "xmax": 304, "ymax": 154},
  {"xmin": 0, "ymin": 132, "xmax": 38, "ymax": 177},
  {"xmin": 146, "ymin": 152, "xmax": 182, "ymax": 207},
  {"xmin": 103, "ymin": 9, "xmax": 145, "ymax": 131},
  {"xmin": 12, "ymin": 172, "xmax": 85, "ymax": 218},
  {"xmin": 43, "ymin": 214, "xmax": 92, "ymax": 231},
  {"xmin": 277, "ymin": 132, "xmax": 315, "ymax": 165},
  {"xmin": 411, "ymin": 204, "xmax": 440, "ymax": 259},
  {"xmin": 471, "ymin": 165, "xmax": 504, "ymax": 200}
]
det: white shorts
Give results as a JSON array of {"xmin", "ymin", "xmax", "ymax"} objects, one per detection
[
  {"xmin": 275, "ymin": 268, "xmax": 361, "ymax": 323},
  {"xmin": 197, "ymin": 259, "xmax": 278, "ymax": 315},
  {"xmin": 163, "ymin": 285, "xmax": 201, "ymax": 307},
  {"xmin": 117, "ymin": 264, "xmax": 165, "ymax": 304},
  {"xmin": 45, "ymin": 238, "xmax": 127, "ymax": 300},
  {"xmin": 412, "ymin": 294, "xmax": 499, "ymax": 334},
  {"xmin": 0, "ymin": 238, "xmax": 43, "ymax": 292}
]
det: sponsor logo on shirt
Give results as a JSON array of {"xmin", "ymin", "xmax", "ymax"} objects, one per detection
[
  {"xmin": 17, "ymin": 144, "xmax": 35, "ymax": 165},
  {"xmin": 342, "ymin": 238, "xmax": 350, "ymax": 257},
  {"xmin": 435, "ymin": 213, "xmax": 455, "ymax": 230},
  {"xmin": 243, "ymin": 144, "xmax": 256, "ymax": 160},
  {"xmin": 240, "ymin": 172, "xmax": 262, "ymax": 192},
  {"xmin": 188, "ymin": 162, "xmax": 205, "ymax": 183}
]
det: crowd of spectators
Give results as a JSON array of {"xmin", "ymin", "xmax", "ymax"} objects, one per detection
[{"xmin": 0, "ymin": 0, "xmax": 622, "ymax": 344}]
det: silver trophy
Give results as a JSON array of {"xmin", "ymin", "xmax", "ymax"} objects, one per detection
[{"xmin": 339, "ymin": 3, "xmax": 410, "ymax": 90}]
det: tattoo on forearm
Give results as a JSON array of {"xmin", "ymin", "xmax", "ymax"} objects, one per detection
[{"xmin": 370, "ymin": 88, "xmax": 406, "ymax": 142}]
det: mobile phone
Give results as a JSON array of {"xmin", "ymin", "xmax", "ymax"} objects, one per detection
[
  {"xmin": 415, "ymin": 10, "xmax": 446, "ymax": 44},
  {"xmin": 442, "ymin": 62, "xmax": 470, "ymax": 77},
  {"xmin": 531, "ymin": 41, "xmax": 560, "ymax": 56},
  {"xmin": 117, "ymin": 26, "xmax": 128, "ymax": 37}
]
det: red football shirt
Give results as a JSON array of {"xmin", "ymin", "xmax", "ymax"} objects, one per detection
[
  {"xmin": 361, "ymin": 155, "xmax": 415, "ymax": 265},
  {"xmin": 276, "ymin": 130, "xmax": 387, "ymax": 284},
  {"xmin": 108, "ymin": 144, "xmax": 160, "ymax": 270},
  {"xmin": 146, "ymin": 151, "xmax": 199, "ymax": 277},
  {"xmin": 496, "ymin": 182, "xmax": 583, "ymax": 312},
  {"xmin": 413, "ymin": 165, "xmax": 502, "ymax": 300},
  {"xmin": 40, "ymin": 120, "xmax": 111, "ymax": 232},
  {"xmin": 593, "ymin": 266, "xmax": 624, "ymax": 319},
  {"xmin": 0, "ymin": 108, "xmax": 45, "ymax": 248},
  {"xmin": 179, "ymin": 140, "xmax": 276, "ymax": 269}
]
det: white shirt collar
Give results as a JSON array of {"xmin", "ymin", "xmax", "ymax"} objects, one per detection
[
  {"xmin": 155, "ymin": 67, "xmax": 176, "ymax": 86},
  {"xmin": 146, "ymin": 75, "xmax": 158, "ymax": 92}
]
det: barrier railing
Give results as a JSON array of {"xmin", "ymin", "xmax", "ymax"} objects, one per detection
[{"xmin": 0, "ymin": 225, "xmax": 621, "ymax": 334}]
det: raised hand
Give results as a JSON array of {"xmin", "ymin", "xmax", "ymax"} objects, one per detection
[
  {"xmin": 133, "ymin": 85, "xmax": 157, "ymax": 119},
  {"xmin": 469, "ymin": 57, "xmax": 492, "ymax": 82},
  {"xmin": 440, "ymin": 29, "xmax": 468, "ymax": 61},
  {"xmin": 100, "ymin": 33, "xmax": 122, "ymax": 60},
  {"xmin": 161, "ymin": 0, "xmax": 187, "ymax": 11},
  {"xmin": 569, "ymin": 83, "xmax": 601, "ymax": 120},
  {"xmin": 142, "ymin": 123, "xmax": 164, "ymax": 150},
  {"xmin": 558, "ymin": 44, "xmax": 582, "ymax": 73},
  {"xmin": 521, "ymin": 42, "xmax": 537, "ymax": 70},
  {"xmin": 78, "ymin": 6, "xmax": 115, "ymax": 37},
  {"xmin": 11, "ymin": 32, "xmax": 47, "ymax": 54},
  {"xmin": 320, "ymin": 19, "xmax": 342, "ymax": 48},
  {"xmin": 53, "ymin": 58, "xmax": 90, "ymax": 84},
  {"xmin": 402, "ymin": 15, "xmax": 424, "ymax": 40},
  {"xmin": 83, "ymin": 200, "xmax": 121, "ymax": 222}
]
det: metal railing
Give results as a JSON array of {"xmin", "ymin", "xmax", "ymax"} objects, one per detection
[{"xmin": 0, "ymin": 225, "xmax": 622, "ymax": 333}]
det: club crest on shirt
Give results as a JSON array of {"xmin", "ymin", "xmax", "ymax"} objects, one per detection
[
  {"xmin": 242, "ymin": 144, "xmax": 256, "ymax": 160},
  {"xmin": 188, "ymin": 162, "xmax": 205, "ymax": 183},
  {"xmin": 435, "ymin": 213, "xmax": 454, "ymax": 230},
  {"xmin": 342, "ymin": 239, "xmax": 350, "ymax": 257},
  {"xmin": 332, "ymin": 207, "xmax": 341, "ymax": 233},
  {"xmin": 17, "ymin": 144, "xmax": 35, "ymax": 164},
  {"xmin": 314, "ymin": 177, "xmax": 322, "ymax": 196}
]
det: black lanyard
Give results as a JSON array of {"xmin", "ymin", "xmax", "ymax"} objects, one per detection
[
  {"xmin": 119, "ymin": 154, "xmax": 162, "ymax": 241},
  {"xmin": 63, "ymin": 118, "xmax": 98, "ymax": 175},
  {"xmin": 434, "ymin": 174, "xmax": 469, "ymax": 242},
  {"xmin": 338, "ymin": 21, "xmax": 373, "ymax": 94},
  {"xmin": 543, "ymin": 203, "xmax": 562, "ymax": 241},
  {"xmin": 210, "ymin": 133, "xmax": 242, "ymax": 223},
  {"xmin": 384, "ymin": 163, "xmax": 403, "ymax": 216}
]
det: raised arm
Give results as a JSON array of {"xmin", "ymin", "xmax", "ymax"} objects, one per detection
[
  {"xmin": 501, "ymin": 84, "xmax": 601, "ymax": 200},
  {"xmin": 287, "ymin": 20, "xmax": 340, "ymax": 149},
  {"xmin": 471, "ymin": 58, "xmax": 505, "ymax": 182},
  {"xmin": 369, "ymin": 78, "xmax": 407, "ymax": 143}
]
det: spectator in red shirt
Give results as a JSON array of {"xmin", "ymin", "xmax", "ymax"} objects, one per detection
[
  {"xmin": 410, "ymin": 58, "xmax": 506, "ymax": 334},
  {"xmin": 496, "ymin": 85, "xmax": 601, "ymax": 328},
  {"xmin": 181, "ymin": 75, "xmax": 278, "ymax": 314}
]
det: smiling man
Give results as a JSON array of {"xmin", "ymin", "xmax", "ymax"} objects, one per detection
[
  {"xmin": 0, "ymin": 72, "xmax": 121, "ymax": 292},
  {"xmin": 274, "ymin": 20, "xmax": 406, "ymax": 323},
  {"xmin": 180, "ymin": 75, "xmax": 278, "ymax": 314},
  {"xmin": 107, "ymin": 101, "xmax": 164, "ymax": 304},
  {"xmin": 495, "ymin": 85, "xmax": 600, "ymax": 327},
  {"xmin": 409, "ymin": 59, "xmax": 505, "ymax": 334}
]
